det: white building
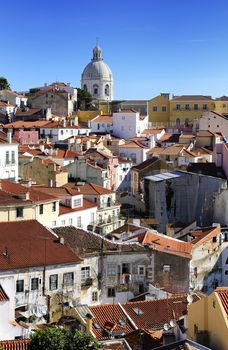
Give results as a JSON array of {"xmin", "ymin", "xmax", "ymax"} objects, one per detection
[
  {"xmin": 0, "ymin": 89, "xmax": 27, "ymax": 108},
  {"xmin": 112, "ymin": 109, "xmax": 149, "ymax": 140},
  {"xmin": 0, "ymin": 101, "xmax": 17, "ymax": 119},
  {"xmin": 81, "ymin": 45, "xmax": 113, "ymax": 101},
  {"xmin": 40, "ymin": 122, "xmax": 91, "ymax": 143},
  {"xmin": 0, "ymin": 130, "xmax": 18, "ymax": 181},
  {"xmin": 118, "ymin": 141, "xmax": 150, "ymax": 165},
  {"xmin": 90, "ymin": 114, "xmax": 113, "ymax": 134},
  {"xmin": 198, "ymin": 111, "xmax": 228, "ymax": 138}
]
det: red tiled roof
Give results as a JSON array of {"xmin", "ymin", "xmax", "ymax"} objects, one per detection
[
  {"xmin": 4, "ymin": 120, "xmax": 48, "ymax": 128},
  {"xmin": 122, "ymin": 295, "xmax": 199, "ymax": 330},
  {"xmin": 51, "ymin": 149, "xmax": 80, "ymax": 159},
  {"xmin": 89, "ymin": 303, "xmax": 135, "ymax": 339},
  {"xmin": 216, "ymin": 288, "xmax": 228, "ymax": 318},
  {"xmin": 0, "ymin": 220, "xmax": 82, "ymax": 270},
  {"xmin": 92, "ymin": 115, "xmax": 113, "ymax": 123},
  {"xmin": 141, "ymin": 129, "xmax": 164, "ymax": 134},
  {"xmin": 119, "ymin": 141, "xmax": 149, "ymax": 149},
  {"xmin": 191, "ymin": 226, "xmax": 220, "ymax": 246},
  {"xmin": 65, "ymin": 182, "xmax": 115, "ymax": 195},
  {"xmin": 172, "ymin": 95, "xmax": 213, "ymax": 101},
  {"xmin": 132, "ymin": 231, "xmax": 192, "ymax": 258},
  {"xmin": 0, "ymin": 340, "xmax": 30, "ymax": 350},
  {"xmin": 1, "ymin": 179, "xmax": 58, "ymax": 204},
  {"xmin": 59, "ymin": 199, "xmax": 97, "ymax": 215},
  {"xmin": 0, "ymin": 284, "xmax": 9, "ymax": 301}
]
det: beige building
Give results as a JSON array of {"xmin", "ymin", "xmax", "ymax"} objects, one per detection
[
  {"xmin": 148, "ymin": 93, "xmax": 170, "ymax": 124},
  {"xmin": 27, "ymin": 82, "xmax": 77, "ymax": 117},
  {"xmin": 0, "ymin": 180, "xmax": 59, "ymax": 228},
  {"xmin": 188, "ymin": 288, "xmax": 228, "ymax": 350},
  {"xmin": 22, "ymin": 157, "xmax": 68, "ymax": 187}
]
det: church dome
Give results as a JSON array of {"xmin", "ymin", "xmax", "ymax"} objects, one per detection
[
  {"xmin": 81, "ymin": 46, "xmax": 113, "ymax": 80},
  {"xmin": 81, "ymin": 45, "xmax": 114, "ymax": 101}
]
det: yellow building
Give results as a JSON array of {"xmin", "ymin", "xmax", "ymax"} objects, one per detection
[
  {"xmin": 148, "ymin": 93, "xmax": 170, "ymax": 125},
  {"xmin": 214, "ymin": 96, "xmax": 228, "ymax": 115},
  {"xmin": 169, "ymin": 95, "xmax": 215, "ymax": 125},
  {"xmin": 188, "ymin": 288, "xmax": 228, "ymax": 350}
]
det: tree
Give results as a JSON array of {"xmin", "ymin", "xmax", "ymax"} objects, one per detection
[
  {"xmin": 77, "ymin": 88, "xmax": 92, "ymax": 110},
  {"xmin": 0, "ymin": 77, "xmax": 10, "ymax": 90},
  {"xmin": 29, "ymin": 327, "xmax": 99, "ymax": 350}
]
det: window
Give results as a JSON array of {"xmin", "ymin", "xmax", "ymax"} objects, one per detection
[
  {"xmin": 5, "ymin": 151, "xmax": 9, "ymax": 165},
  {"xmin": 194, "ymin": 104, "xmax": 198, "ymax": 110},
  {"xmin": 11, "ymin": 151, "xmax": 15, "ymax": 164},
  {"xmin": 185, "ymin": 118, "xmax": 189, "ymax": 126},
  {"xmin": 93, "ymin": 84, "xmax": 99, "ymax": 95},
  {"xmin": 133, "ymin": 307, "xmax": 144, "ymax": 315},
  {"xmin": 162, "ymin": 105, "xmax": 167, "ymax": 112},
  {"xmin": 153, "ymin": 105, "xmax": 157, "ymax": 112},
  {"xmin": 16, "ymin": 280, "xmax": 24, "ymax": 293},
  {"xmin": 122, "ymin": 263, "xmax": 130, "ymax": 274},
  {"xmin": 138, "ymin": 266, "xmax": 146, "ymax": 275},
  {"xmin": 90, "ymin": 212, "xmax": 95, "ymax": 224},
  {"xmin": 69, "ymin": 218, "xmax": 73, "ymax": 225},
  {"xmin": 225, "ymin": 270, "xmax": 228, "ymax": 275},
  {"xmin": 16, "ymin": 207, "xmax": 24, "ymax": 218},
  {"xmin": 52, "ymin": 220, "xmax": 57, "ymax": 227},
  {"xmin": 61, "ymin": 220, "xmax": 65, "ymax": 226},
  {"xmin": 176, "ymin": 118, "xmax": 180, "ymax": 125},
  {"xmin": 185, "ymin": 104, "xmax": 190, "ymax": 110},
  {"xmin": 92, "ymin": 291, "xmax": 98, "ymax": 302},
  {"xmin": 49, "ymin": 274, "xmax": 58, "ymax": 290},
  {"xmin": 39, "ymin": 204, "xmax": 44, "ymax": 215},
  {"xmin": 73, "ymin": 198, "xmax": 81, "ymax": 208},
  {"xmin": 212, "ymin": 236, "xmax": 217, "ymax": 243},
  {"xmin": 61, "ymin": 130, "xmax": 64, "ymax": 135},
  {"xmin": 203, "ymin": 104, "xmax": 207, "ymax": 110},
  {"xmin": 63, "ymin": 272, "xmax": 74, "ymax": 286},
  {"xmin": 105, "ymin": 84, "xmax": 109, "ymax": 96},
  {"xmin": 31, "ymin": 278, "xmax": 39, "ymax": 291},
  {"xmin": 81, "ymin": 267, "xmax": 90, "ymax": 284},
  {"xmin": 107, "ymin": 263, "xmax": 116, "ymax": 276},
  {"xmin": 163, "ymin": 265, "xmax": 171, "ymax": 272},
  {"xmin": 107, "ymin": 287, "xmax": 115, "ymax": 298},
  {"xmin": 83, "ymin": 84, "xmax": 87, "ymax": 91},
  {"xmin": 176, "ymin": 104, "xmax": 181, "ymax": 110},
  {"xmin": 52, "ymin": 202, "xmax": 56, "ymax": 212},
  {"xmin": 77, "ymin": 216, "xmax": 82, "ymax": 227}
]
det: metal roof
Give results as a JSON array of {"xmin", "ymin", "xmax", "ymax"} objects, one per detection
[{"xmin": 144, "ymin": 171, "xmax": 184, "ymax": 182}]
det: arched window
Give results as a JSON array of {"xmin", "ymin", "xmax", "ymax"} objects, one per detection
[
  {"xmin": 176, "ymin": 118, "xmax": 180, "ymax": 125},
  {"xmin": 105, "ymin": 84, "xmax": 109, "ymax": 96},
  {"xmin": 83, "ymin": 84, "xmax": 87, "ymax": 91},
  {"xmin": 93, "ymin": 84, "xmax": 99, "ymax": 95},
  {"xmin": 185, "ymin": 118, "xmax": 189, "ymax": 126}
]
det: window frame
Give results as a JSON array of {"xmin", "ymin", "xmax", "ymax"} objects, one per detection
[
  {"xmin": 31, "ymin": 277, "xmax": 39, "ymax": 291},
  {"xmin": 49, "ymin": 274, "xmax": 58, "ymax": 291},
  {"xmin": 16, "ymin": 279, "xmax": 24, "ymax": 293},
  {"xmin": 63, "ymin": 272, "xmax": 74, "ymax": 287}
]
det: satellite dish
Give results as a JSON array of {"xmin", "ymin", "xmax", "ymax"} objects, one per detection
[
  {"xmin": 163, "ymin": 323, "xmax": 170, "ymax": 331},
  {"xmin": 170, "ymin": 319, "xmax": 177, "ymax": 328},
  {"xmin": 187, "ymin": 294, "xmax": 193, "ymax": 304}
]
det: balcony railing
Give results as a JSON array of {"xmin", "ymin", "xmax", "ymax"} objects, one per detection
[{"xmin": 81, "ymin": 278, "xmax": 93, "ymax": 288}]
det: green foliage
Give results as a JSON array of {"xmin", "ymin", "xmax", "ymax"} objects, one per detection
[
  {"xmin": 77, "ymin": 88, "xmax": 92, "ymax": 109},
  {"xmin": 29, "ymin": 327, "xmax": 99, "ymax": 350},
  {"xmin": 0, "ymin": 77, "xmax": 10, "ymax": 90}
]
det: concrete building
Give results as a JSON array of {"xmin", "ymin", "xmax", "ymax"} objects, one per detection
[
  {"xmin": 81, "ymin": 45, "xmax": 113, "ymax": 101},
  {"xmin": 90, "ymin": 114, "xmax": 113, "ymax": 134},
  {"xmin": 188, "ymin": 288, "xmax": 228, "ymax": 350},
  {"xmin": 144, "ymin": 171, "xmax": 227, "ymax": 232},
  {"xmin": 112, "ymin": 109, "xmax": 148, "ymax": 140},
  {"xmin": 27, "ymin": 82, "xmax": 77, "ymax": 117},
  {"xmin": 0, "ymin": 130, "xmax": 18, "ymax": 181},
  {"xmin": 118, "ymin": 141, "xmax": 150, "ymax": 165},
  {"xmin": 0, "ymin": 89, "xmax": 27, "ymax": 108},
  {"xmin": 213, "ymin": 142, "xmax": 228, "ymax": 178},
  {"xmin": 197, "ymin": 111, "xmax": 228, "ymax": 137}
]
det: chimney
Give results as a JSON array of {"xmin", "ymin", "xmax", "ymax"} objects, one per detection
[
  {"xmin": 85, "ymin": 313, "xmax": 93, "ymax": 332},
  {"xmin": 7, "ymin": 129, "xmax": 12, "ymax": 144},
  {"xmin": 59, "ymin": 236, "xmax": 64, "ymax": 244}
]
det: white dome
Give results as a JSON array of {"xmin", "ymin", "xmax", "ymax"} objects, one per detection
[
  {"xmin": 81, "ymin": 45, "xmax": 114, "ymax": 101},
  {"xmin": 82, "ymin": 60, "xmax": 112, "ymax": 80}
]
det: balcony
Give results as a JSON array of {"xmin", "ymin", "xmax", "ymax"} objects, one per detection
[{"xmin": 81, "ymin": 278, "xmax": 93, "ymax": 289}]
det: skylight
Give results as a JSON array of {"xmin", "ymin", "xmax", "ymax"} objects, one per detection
[
  {"xmin": 93, "ymin": 322, "xmax": 101, "ymax": 329},
  {"xmin": 133, "ymin": 307, "xmax": 144, "ymax": 315}
]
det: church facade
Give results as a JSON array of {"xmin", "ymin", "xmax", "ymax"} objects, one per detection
[{"xmin": 81, "ymin": 45, "xmax": 113, "ymax": 101}]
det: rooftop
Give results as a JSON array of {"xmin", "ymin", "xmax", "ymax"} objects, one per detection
[{"xmin": 0, "ymin": 220, "xmax": 81, "ymax": 270}]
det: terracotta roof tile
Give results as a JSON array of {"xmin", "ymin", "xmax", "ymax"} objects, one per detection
[
  {"xmin": 0, "ymin": 340, "xmax": 30, "ymax": 350},
  {"xmin": 59, "ymin": 199, "xmax": 97, "ymax": 214},
  {"xmin": 65, "ymin": 182, "xmax": 115, "ymax": 195},
  {"xmin": 0, "ymin": 284, "xmax": 9, "ymax": 301},
  {"xmin": 216, "ymin": 288, "xmax": 228, "ymax": 318},
  {"xmin": 132, "ymin": 157, "xmax": 159, "ymax": 171},
  {"xmin": 131, "ymin": 231, "xmax": 192, "ymax": 258},
  {"xmin": 92, "ymin": 115, "xmax": 113, "ymax": 123},
  {"xmin": 191, "ymin": 226, "xmax": 221, "ymax": 246},
  {"xmin": 141, "ymin": 129, "xmax": 164, "ymax": 134},
  {"xmin": 172, "ymin": 95, "xmax": 213, "ymax": 101},
  {"xmin": 0, "ymin": 220, "xmax": 82, "ymax": 270},
  {"xmin": 89, "ymin": 303, "xmax": 135, "ymax": 339},
  {"xmin": 122, "ymin": 295, "xmax": 199, "ymax": 330}
]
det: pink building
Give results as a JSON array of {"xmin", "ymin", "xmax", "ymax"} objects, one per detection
[
  {"xmin": 13, "ymin": 130, "xmax": 39, "ymax": 145},
  {"xmin": 213, "ymin": 142, "xmax": 228, "ymax": 178}
]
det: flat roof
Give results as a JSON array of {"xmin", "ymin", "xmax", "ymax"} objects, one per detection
[{"xmin": 144, "ymin": 171, "xmax": 184, "ymax": 182}]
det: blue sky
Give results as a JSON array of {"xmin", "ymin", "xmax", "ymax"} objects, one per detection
[{"xmin": 1, "ymin": 0, "xmax": 228, "ymax": 99}]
